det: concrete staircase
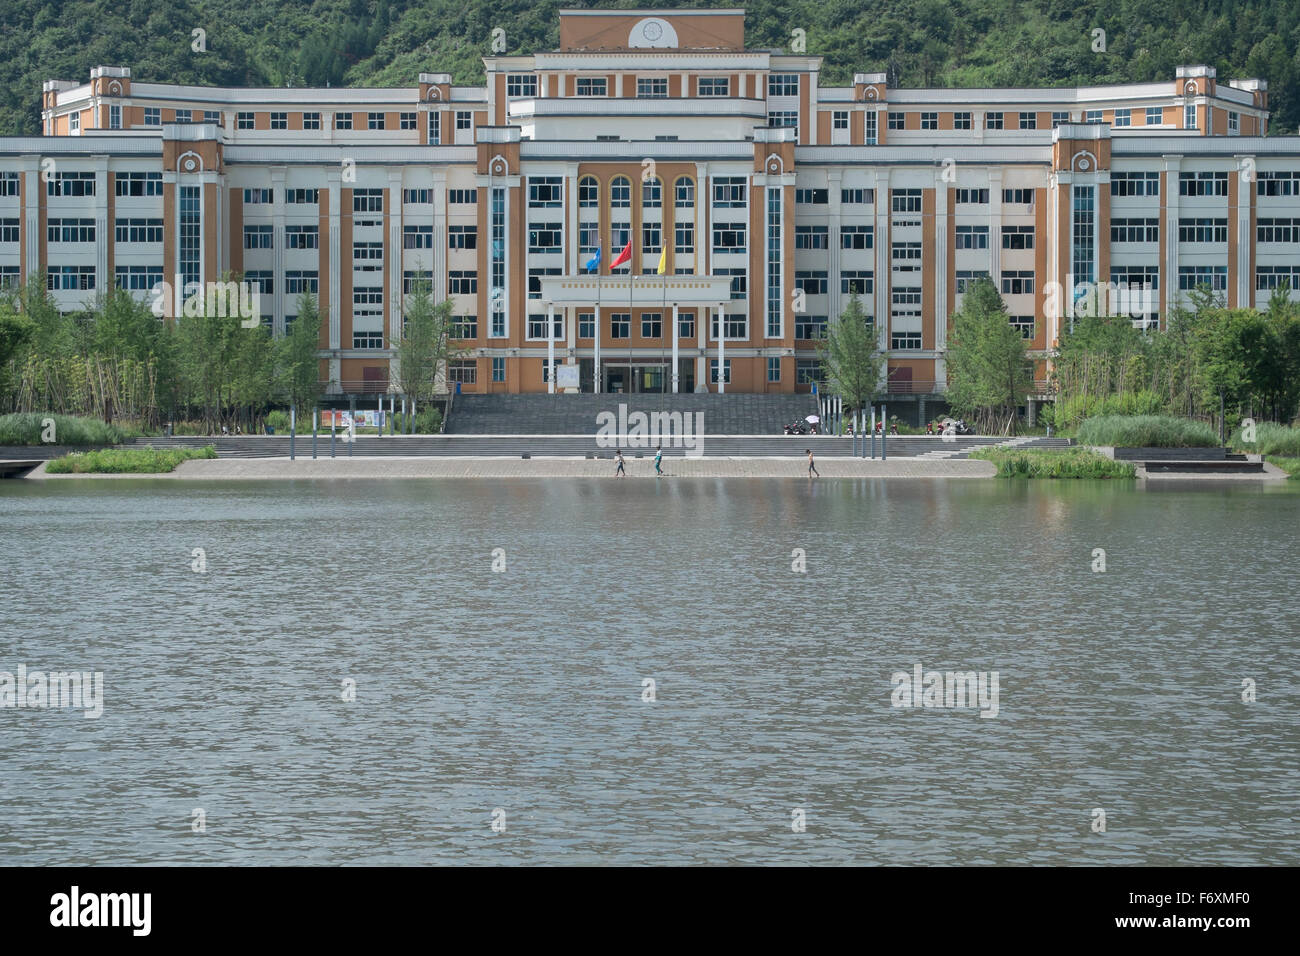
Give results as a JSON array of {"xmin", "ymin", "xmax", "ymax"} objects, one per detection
[
  {"xmin": 444, "ymin": 393, "xmax": 820, "ymax": 435},
  {"xmin": 916, "ymin": 435, "xmax": 1074, "ymax": 459}
]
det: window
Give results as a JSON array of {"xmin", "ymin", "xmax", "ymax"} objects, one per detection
[
  {"xmin": 953, "ymin": 112, "xmax": 972, "ymax": 130},
  {"xmin": 891, "ymin": 332, "xmax": 922, "ymax": 350},
  {"xmin": 921, "ymin": 112, "xmax": 938, "ymax": 130},
  {"xmin": 270, "ymin": 112, "xmax": 287, "ymax": 130},
  {"xmin": 448, "ymin": 271, "xmax": 477, "ymax": 294},
  {"xmin": 285, "ymin": 270, "xmax": 318, "ymax": 294},
  {"xmin": 795, "ymin": 315, "xmax": 827, "ymax": 340},
  {"xmin": 427, "ymin": 112, "xmax": 439, "ymax": 144},
  {"xmin": 400, "ymin": 189, "xmax": 429, "ymax": 205},
  {"xmin": 796, "ymin": 359, "xmax": 822, "ymax": 385},
  {"xmin": 611, "ymin": 176, "xmax": 631, "ymax": 208},
  {"xmin": 1009, "ymin": 316, "xmax": 1035, "ymax": 338},
  {"xmin": 768, "ymin": 357, "xmax": 782, "ymax": 382},
  {"xmin": 888, "ymin": 112, "xmax": 905, "ymax": 130},
  {"xmin": 1019, "ymin": 112, "xmax": 1037, "ymax": 130},
  {"xmin": 610, "ymin": 313, "xmax": 630, "ymax": 339},
  {"xmin": 641, "ymin": 222, "xmax": 661, "ymax": 254},
  {"xmin": 0, "ymin": 218, "xmax": 18, "ymax": 243},
  {"xmin": 833, "ymin": 110, "xmax": 848, "ymax": 130},
  {"xmin": 336, "ymin": 112, "xmax": 353, "ymax": 130},
  {"xmin": 367, "ymin": 112, "xmax": 386, "ymax": 130},
  {"xmin": 698, "ymin": 77, "xmax": 729, "ymax": 97},
  {"xmin": 1001, "ymin": 271, "xmax": 1035, "ymax": 295},
  {"xmin": 710, "ymin": 359, "xmax": 733, "ymax": 384},
  {"xmin": 1111, "ymin": 172, "xmax": 1160, "ymax": 197},
  {"xmin": 841, "ymin": 271, "xmax": 873, "ymax": 295},
  {"xmin": 528, "ymin": 177, "xmax": 563, "ymax": 207},
  {"xmin": 353, "ymin": 332, "xmax": 383, "ymax": 349},
  {"xmin": 841, "ymin": 188, "xmax": 874, "ymax": 205},
  {"xmin": 1146, "ymin": 107, "xmax": 1163, "ymax": 125},
  {"xmin": 713, "ymin": 177, "xmax": 747, "ymax": 208},
  {"xmin": 676, "ymin": 312, "xmax": 695, "ymax": 338},
  {"xmin": 840, "ymin": 225, "xmax": 873, "ymax": 249},
  {"xmin": 449, "ymin": 224, "xmax": 477, "ymax": 249},
  {"xmin": 768, "ymin": 111, "xmax": 798, "ymax": 128},
  {"xmin": 710, "ymin": 314, "xmax": 747, "ymax": 340},
  {"xmin": 713, "ymin": 222, "xmax": 747, "ymax": 254},
  {"xmin": 1003, "ymin": 188, "xmax": 1034, "ymax": 206},
  {"xmin": 795, "ymin": 188, "xmax": 828, "ymax": 205},
  {"xmin": 1258, "ymin": 218, "xmax": 1300, "ymax": 244},
  {"xmin": 114, "ymin": 265, "xmax": 163, "ymax": 291},
  {"xmin": 491, "ymin": 357, "xmax": 505, "ymax": 382},
  {"xmin": 47, "ymin": 218, "xmax": 95, "ymax": 243},
  {"xmin": 955, "ymin": 225, "xmax": 989, "ymax": 249},
  {"xmin": 1001, "ymin": 225, "xmax": 1034, "ymax": 250},
  {"xmin": 891, "ymin": 243, "xmax": 922, "ymax": 263},
  {"xmin": 1178, "ymin": 218, "xmax": 1228, "ymax": 243},
  {"xmin": 794, "ymin": 271, "xmax": 828, "ymax": 295},
  {"xmin": 986, "ymin": 112, "xmax": 1003, "ymax": 130},
  {"xmin": 1255, "ymin": 266, "xmax": 1300, "ymax": 290},
  {"xmin": 47, "ymin": 266, "xmax": 96, "ymax": 291},
  {"xmin": 793, "ymin": 225, "xmax": 828, "ymax": 250},
  {"xmin": 1179, "ymin": 172, "xmax": 1228, "ymax": 197},
  {"xmin": 353, "ymin": 287, "xmax": 383, "ymax": 306},
  {"xmin": 403, "ymin": 225, "xmax": 433, "ymax": 249},
  {"xmin": 144, "ymin": 107, "xmax": 161, "ymax": 126},
  {"xmin": 1051, "ymin": 111, "xmax": 1069, "ymax": 128},
  {"xmin": 891, "ymin": 189, "xmax": 922, "ymax": 213},
  {"xmin": 528, "ymin": 313, "xmax": 565, "ymax": 339},
  {"xmin": 1085, "ymin": 109, "xmax": 1103, "ymax": 124},
  {"xmin": 768, "ymin": 74, "xmax": 799, "ymax": 96},
  {"xmin": 243, "ymin": 271, "xmax": 273, "ymax": 294},
  {"xmin": 955, "ymin": 270, "xmax": 990, "ymax": 293},
  {"xmin": 303, "ymin": 112, "xmax": 321, "ymax": 130},
  {"xmin": 1072, "ymin": 185, "xmax": 1096, "ymax": 286},
  {"xmin": 456, "ymin": 111, "xmax": 471, "ymax": 130},
  {"xmin": 642, "ymin": 177, "xmax": 662, "ymax": 208},
  {"xmin": 1184, "ymin": 103, "xmax": 1197, "ymax": 129},
  {"xmin": 578, "ymin": 312, "xmax": 595, "ymax": 339},
  {"xmin": 243, "ymin": 188, "xmax": 272, "ymax": 204},
  {"xmin": 451, "ymin": 316, "xmax": 478, "ymax": 340},
  {"xmin": 864, "ymin": 111, "xmax": 877, "ymax": 144},
  {"xmin": 204, "ymin": 110, "xmax": 220, "ymax": 124},
  {"xmin": 1178, "ymin": 266, "xmax": 1227, "ymax": 291},
  {"xmin": 448, "ymin": 188, "xmax": 477, "ymax": 204},
  {"xmin": 116, "ymin": 171, "xmax": 162, "ymax": 197},
  {"xmin": 176, "ymin": 109, "xmax": 193, "ymax": 124},
  {"xmin": 402, "ymin": 271, "xmax": 432, "ymax": 294},
  {"xmin": 237, "ymin": 112, "xmax": 255, "ymax": 130},
  {"xmin": 285, "ymin": 188, "xmax": 319, "ymax": 204},
  {"xmin": 354, "ymin": 188, "xmax": 384, "ymax": 212},
  {"xmin": 507, "ymin": 74, "xmax": 537, "ymax": 98},
  {"xmin": 576, "ymin": 77, "xmax": 607, "ymax": 96},
  {"xmin": 1258, "ymin": 171, "xmax": 1300, "ymax": 196},
  {"xmin": 1228, "ymin": 111, "xmax": 1240, "ymax": 134},
  {"xmin": 641, "ymin": 313, "xmax": 662, "ymax": 338},
  {"xmin": 955, "ymin": 188, "xmax": 989, "ymax": 205},
  {"xmin": 572, "ymin": 176, "xmax": 597, "ymax": 208},
  {"xmin": 354, "ymin": 243, "xmax": 382, "ymax": 267},
  {"xmin": 1111, "ymin": 218, "xmax": 1160, "ymax": 243},
  {"xmin": 109, "ymin": 105, "xmax": 121, "ymax": 129},
  {"xmin": 716, "ymin": 268, "xmax": 746, "ymax": 299},
  {"xmin": 113, "ymin": 217, "xmax": 162, "ymax": 243},
  {"xmin": 528, "ymin": 223, "xmax": 562, "ymax": 253},
  {"xmin": 674, "ymin": 221, "xmax": 694, "ymax": 255},
  {"xmin": 675, "ymin": 177, "xmax": 695, "ymax": 209},
  {"xmin": 179, "ymin": 186, "xmax": 200, "ymax": 291},
  {"xmin": 1113, "ymin": 108, "xmax": 1131, "ymax": 128},
  {"xmin": 637, "ymin": 77, "xmax": 668, "ymax": 98},
  {"xmin": 243, "ymin": 225, "xmax": 273, "ymax": 249},
  {"xmin": 47, "ymin": 172, "xmax": 95, "ymax": 197}
]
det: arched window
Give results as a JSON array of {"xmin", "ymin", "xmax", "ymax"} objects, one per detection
[
  {"xmin": 675, "ymin": 176, "xmax": 695, "ymax": 209},
  {"xmin": 642, "ymin": 176, "xmax": 662, "ymax": 208},
  {"xmin": 610, "ymin": 175, "xmax": 631, "ymax": 208},
  {"xmin": 579, "ymin": 175, "xmax": 599, "ymax": 208}
]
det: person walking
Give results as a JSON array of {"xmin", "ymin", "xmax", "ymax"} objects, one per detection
[
  {"xmin": 614, "ymin": 449, "xmax": 626, "ymax": 478},
  {"xmin": 806, "ymin": 448, "xmax": 819, "ymax": 479},
  {"xmin": 654, "ymin": 444, "xmax": 663, "ymax": 477}
]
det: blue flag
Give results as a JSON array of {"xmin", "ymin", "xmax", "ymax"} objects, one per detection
[{"xmin": 585, "ymin": 247, "xmax": 602, "ymax": 273}]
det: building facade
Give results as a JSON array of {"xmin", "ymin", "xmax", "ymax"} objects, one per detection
[{"xmin": 4, "ymin": 6, "xmax": 1298, "ymax": 402}]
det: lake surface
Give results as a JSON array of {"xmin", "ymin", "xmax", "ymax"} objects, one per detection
[{"xmin": 1, "ymin": 477, "xmax": 1297, "ymax": 865}]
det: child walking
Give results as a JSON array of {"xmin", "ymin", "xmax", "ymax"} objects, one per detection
[{"xmin": 806, "ymin": 448, "xmax": 819, "ymax": 478}]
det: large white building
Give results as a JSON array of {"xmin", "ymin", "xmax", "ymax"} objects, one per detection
[{"xmin": 4, "ymin": 6, "xmax": 1298, "ymax": 401}]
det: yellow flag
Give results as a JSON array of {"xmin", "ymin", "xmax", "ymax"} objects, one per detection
[{"xmin": 656, "ymin": 247, "xmax": 667, "ymax": 275}]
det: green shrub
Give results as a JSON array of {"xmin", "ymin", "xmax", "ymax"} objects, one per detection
[
  {"xmin": 1056, "ymin": 390, "xmax": 1166, "ymax": 428},
  {"xmin": 0, "ymin": 412, "xmax": 133, "ymax": 446},
  {"xmin": 1075, "ymin": 414, "xmax": 1218, "ymax": 448},
  {"xmin": 44, "ymin": 444, "xmax": 217, "ymax": 474},
  {"xmin": 264, "ymin": 410, "xmax": 291, "ymax": 433},
  {"xmin": 970, "ymin": 447, "xmax": 1136, "ymax": 479},
  {"xmin": 1231, "ymin": 423, "xmax": 1300, "ymax": 458},
  {"xmin": 413, "ymin": 407, "xmax": 443, "ymax": 434}
]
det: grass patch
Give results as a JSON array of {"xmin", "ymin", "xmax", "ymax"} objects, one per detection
[
  {"xmin": 45, "ymin": 445, "xmax": 217, "ymax": 474},
  {"xmin": 1264, "ymin": 456, "xmax": 1300, "ymax": 479},
  {"xmin": 970, "ymin": 447, "xmax": 1137, "ymax": 479},
  {"xmin": 1075, "ymin": 414, "xmax": 1218, "ymax": 448},
  {"xmin": 0, "ymin": 412, "xmax": 135, "ymax": 446},
  {"xmin": 1231, "ymin": 423, "xmax": 1300, "ymax": 458}
]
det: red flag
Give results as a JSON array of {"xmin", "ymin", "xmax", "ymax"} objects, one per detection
[{"xmin": 610, "ymin": 239, "xmax": 632, "ymax": 269}]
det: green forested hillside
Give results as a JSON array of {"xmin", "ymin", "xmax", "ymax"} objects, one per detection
[{"xmin": 2, "ymin": 0, "xmax": 1297, "ymax": 136}]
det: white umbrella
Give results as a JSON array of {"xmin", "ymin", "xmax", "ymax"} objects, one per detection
[{"xmin": 806, "ymin": 415, "xmax": 820, "ymax": 423}]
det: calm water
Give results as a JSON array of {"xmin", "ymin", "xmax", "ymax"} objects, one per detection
[{"xmin": 1, "ymin": 477, "xmax": 1297, "ymax": 865}]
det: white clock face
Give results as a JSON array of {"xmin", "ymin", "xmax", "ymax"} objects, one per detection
[{"xmin": 643, "ymin": 21, "xmax": 662, "ymax": 41}]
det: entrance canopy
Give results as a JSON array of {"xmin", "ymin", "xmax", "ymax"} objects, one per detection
[{"xmin": 539, "ymin": 275, "xmax": 732, "ymax": 307}]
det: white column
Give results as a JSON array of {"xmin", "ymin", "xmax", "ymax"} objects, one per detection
[
  {"xmin": 717, "ymin": 303, "xmax": 725, "ymax": 393},
  {"xmin": 94, "ymin": 158, "xmax": 109, "ymax": 298},
  {"xmin": 593, "ymin": 302, "xmax": 601, "ymax": 393},
  {"xmin": 546, "ymin": 301, "xmax": 555, "ymax": 393},
  {"xmin": 671, "ymin": 303, "xmax": 680, "ymax": 392},
  {"xmin": 271, "ymin": 166, "xmax": 286, "ymax": 336}
]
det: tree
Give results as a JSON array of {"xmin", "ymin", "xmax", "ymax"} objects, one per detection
[
  {"xmin": 393, "ymin": 273, "xmax": 459, "ymax": 433},
  {"xmin": 278, "ymin": 291, "xmax": 324, "ymax": 415},
  {"xmin": 818, "ymin": 293, "xmax": 884, "ymax": 415},
  {"xmin": 945, "ymin": 277, "xmax": 1034, "ymax": 434}
]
